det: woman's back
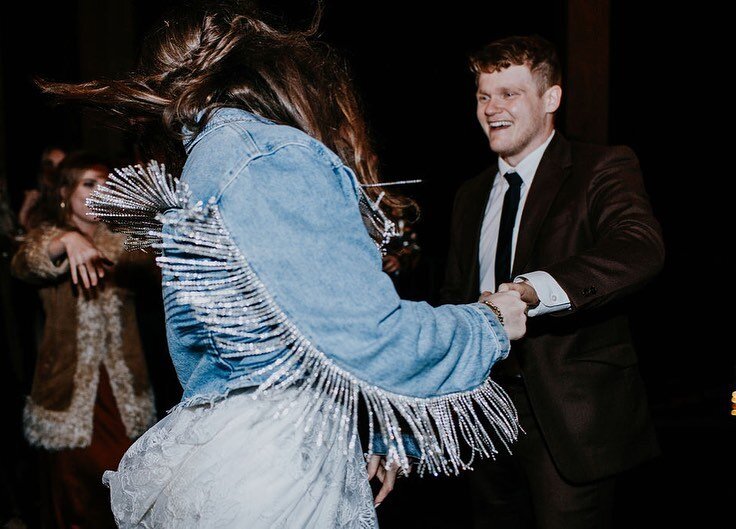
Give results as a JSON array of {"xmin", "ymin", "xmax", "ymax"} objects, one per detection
[
  {"xmin": 93, "ymin": 107, "xmax": 517, "ymax": 477},
  {"xmin": 41, "ymin": 4, "xmax": 527, "ymax": 525}
]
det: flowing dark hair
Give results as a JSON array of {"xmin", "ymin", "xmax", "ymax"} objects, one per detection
[{"xmin": 37, "ymin": 1, "xmax": 411, "ymax": 213}]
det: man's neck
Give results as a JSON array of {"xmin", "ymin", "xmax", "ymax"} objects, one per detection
[{"xmin": 501, "ymin": 126, "xmax": 555, "ymax": 167}]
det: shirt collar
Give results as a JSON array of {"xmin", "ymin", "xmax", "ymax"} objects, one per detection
[{"xmin": 497, "ymin": 130, "xmax": 556, "ymax": 186}]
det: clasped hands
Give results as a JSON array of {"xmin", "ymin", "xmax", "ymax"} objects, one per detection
[
  {"xmin": 479, "ymin": 280, "xmax": 539, "ymax": 340},
  {"xmin": 364, "ymin": 282, "xmax": 538, "ymax": 507}
]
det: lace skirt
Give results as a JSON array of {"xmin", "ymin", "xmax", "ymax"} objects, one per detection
[{"xmin": 103, "ymin": 387, "xmax": 378, "ymax": 528}]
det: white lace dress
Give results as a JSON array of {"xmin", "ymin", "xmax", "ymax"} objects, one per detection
[{"xmin": 103, "ymin": 387, "xmax": 378, "ymax": 528}]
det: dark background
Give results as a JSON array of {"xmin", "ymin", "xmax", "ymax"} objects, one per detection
[{"xmin": 1, "ymin": 1, "xmax": 732, "ymax": 527}]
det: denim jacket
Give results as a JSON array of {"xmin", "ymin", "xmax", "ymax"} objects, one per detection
[{"xmin": 89, "ymin": 108, "xmax": 517, "ymax": 475}]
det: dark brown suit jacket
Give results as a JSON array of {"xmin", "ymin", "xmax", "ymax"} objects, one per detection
[{"xmin": 441, "ymin": 132, "xmax": 664, "ymax": 483}]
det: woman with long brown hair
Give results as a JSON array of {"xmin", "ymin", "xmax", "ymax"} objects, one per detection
[
  {"xmin": 11, "ymin": 152, "xmax": 155, "ymax": 528},
  {"xmin": 41, "ymin": 2, "xmax": 526, "ymax": 527}
]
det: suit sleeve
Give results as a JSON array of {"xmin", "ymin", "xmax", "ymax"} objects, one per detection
[
  {"xmin": 439, "ymin": 186, "xmax": 470, "ymax": 305},
  {"xmin": 542, "ymin": 146, "xmax": 665, "ymax": 311}
]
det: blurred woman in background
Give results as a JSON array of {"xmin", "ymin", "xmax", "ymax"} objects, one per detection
[{"xmin": 11, "ymin": 151, "xmax": 155, "ymax": 529}]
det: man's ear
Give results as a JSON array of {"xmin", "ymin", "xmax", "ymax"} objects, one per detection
[{"xmin": 544, "ymin": 85, "xmax": 562, "ymax": 114}]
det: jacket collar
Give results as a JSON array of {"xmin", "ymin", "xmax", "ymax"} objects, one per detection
[
  {"xmin": 465, "ymin": 131, "xmax": 572, "ymax": 294},
  {"xmin": 511, "ymin": 131, "xmax": 572, "ymax": 276},
  {"xmin": 182, "ymin": 107, "xmax": 275, "ymax": 153}
]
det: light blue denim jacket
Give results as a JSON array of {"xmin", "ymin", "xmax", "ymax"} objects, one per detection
[{"xmin": 89, "ymin": 108, "xmax": 517, "ymax": 475}]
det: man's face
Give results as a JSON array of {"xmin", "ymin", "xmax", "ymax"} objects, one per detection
[{"xmin": 476, "ymin": 64, "xmax": 559, "ymax": 164}]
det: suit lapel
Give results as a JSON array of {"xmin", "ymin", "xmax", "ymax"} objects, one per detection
[
  {"xmin": 512, "ymin": 133, "xmax": 573, "ymax": 276},
  {"xmin": 465, "ymin": 165, "xmax": 497, "ymax": 297}
]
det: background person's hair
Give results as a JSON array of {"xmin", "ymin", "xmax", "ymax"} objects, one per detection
[
  {"xmin": 470, "ymin": 35, "xmax": 562, "ymax": 94},
  {"xmin": 36, "ymin": 0, "xmax": 412, "ymax": 214},
  {"xmin": 22, "ymin": 146, "xmax": 67, "ymax": 231},
  {"xmin": 39, "ymin": 146, "xmax": 66, "ymax": 177},
  {"xmin": 0, "ymin": 176, "xmax": 15, "ymax": 238}
]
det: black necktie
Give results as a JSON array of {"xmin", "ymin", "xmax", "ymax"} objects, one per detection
[{"xmin": 494, "ymin": 171, "xmax": 523, "ymax": 289}]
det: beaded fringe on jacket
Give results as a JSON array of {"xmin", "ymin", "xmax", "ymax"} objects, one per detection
[{"xmin": 87, "ymin": 162, "xmax": 518, "ymax": 475}]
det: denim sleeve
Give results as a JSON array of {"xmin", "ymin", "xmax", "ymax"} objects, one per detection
[
  {"xmin": 216, "ymin": 142, "xmax": 509, "ymax": 403},
  {"xmin": 371, "ymin": 433, "xmax": 422, "ymax": 460}
]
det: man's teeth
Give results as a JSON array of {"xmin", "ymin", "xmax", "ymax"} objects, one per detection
[{"xmin": 490, "ymin": 121, "xmax": 512, "ymax": 128}]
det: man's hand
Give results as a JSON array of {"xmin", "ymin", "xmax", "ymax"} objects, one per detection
[
  {"xmin": 498, "ymin": 280, "xmax": 540, "ymax": 308},
  {"xmin": 479, "ymin": 290, "xmax": 527, "ymax": 340}
]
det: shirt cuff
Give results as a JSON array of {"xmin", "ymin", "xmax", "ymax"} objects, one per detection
[{"xmin": 514, "ymin": 271, "xmax": 571, "ymax": 317}]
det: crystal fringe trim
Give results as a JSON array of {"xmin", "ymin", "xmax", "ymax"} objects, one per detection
[
  {"xmin": 87, "ymin": 163, "xmax": 186, "ymax": 251},
  {"xmin": 87, "ymin": 161, "xmax": 518, "ymax": 476}
]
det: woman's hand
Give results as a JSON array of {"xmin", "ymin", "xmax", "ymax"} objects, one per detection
[
  {"xmin": 49, "ymin": 231, "xmax": 112, "ymax": 289},
  {"xmin": 382, "ymin": 254, "xmax": 401, "ymax": 274},
  {"xmin": 366, "ymin": 454, "xmax": 399, "ymax": 508},
  {"xmin": 479, "ymin": 289, "xmax": 527, "ymax": 340}
]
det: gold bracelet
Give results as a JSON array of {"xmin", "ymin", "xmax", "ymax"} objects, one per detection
[{"xmin": 481, "ymin": 300, "xmax": 504, "ymax": 325}]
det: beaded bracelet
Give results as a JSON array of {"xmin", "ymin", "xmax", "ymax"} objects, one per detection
[{"xmin": 481, "ymin": 300, "xmax": 504, "ymax": 325}]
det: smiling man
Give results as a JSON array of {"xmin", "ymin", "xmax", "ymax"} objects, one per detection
[{"xmin": 440, "ymin": 35, "xmax": 665, "ymax": 528}]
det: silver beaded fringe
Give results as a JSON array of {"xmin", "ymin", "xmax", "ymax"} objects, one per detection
[{"xmin": 87, "ymin": 161, "xmax": 519, "ymax": 476}]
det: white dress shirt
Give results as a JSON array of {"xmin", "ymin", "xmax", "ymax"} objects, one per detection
[{"xmin": 478, "ymin": 130, "xmax": 570, "ymax": 316}]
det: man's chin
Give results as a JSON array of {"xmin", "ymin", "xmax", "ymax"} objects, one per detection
[
  {"xmin": 489, "ymin": 137, "xmax": 512, "ymax": 153},
  {"xmin": 490, "ymin": 144, "xmax": 514, "ymax": 157}
]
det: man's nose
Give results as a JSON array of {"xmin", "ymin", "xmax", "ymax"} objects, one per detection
[{"xmin": 483, "ymin": 99, "xmax": 502, "ymax": 115}]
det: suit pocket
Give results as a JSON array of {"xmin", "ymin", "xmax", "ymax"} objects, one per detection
[{"xmin": 571, "ymin": 343, "xmax": 639, "ymax": 368}]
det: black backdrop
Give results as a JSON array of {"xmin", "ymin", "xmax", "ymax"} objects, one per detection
[{"xmin": 1, "ymin": 1, "xmax": 732, "ymax": 527}]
